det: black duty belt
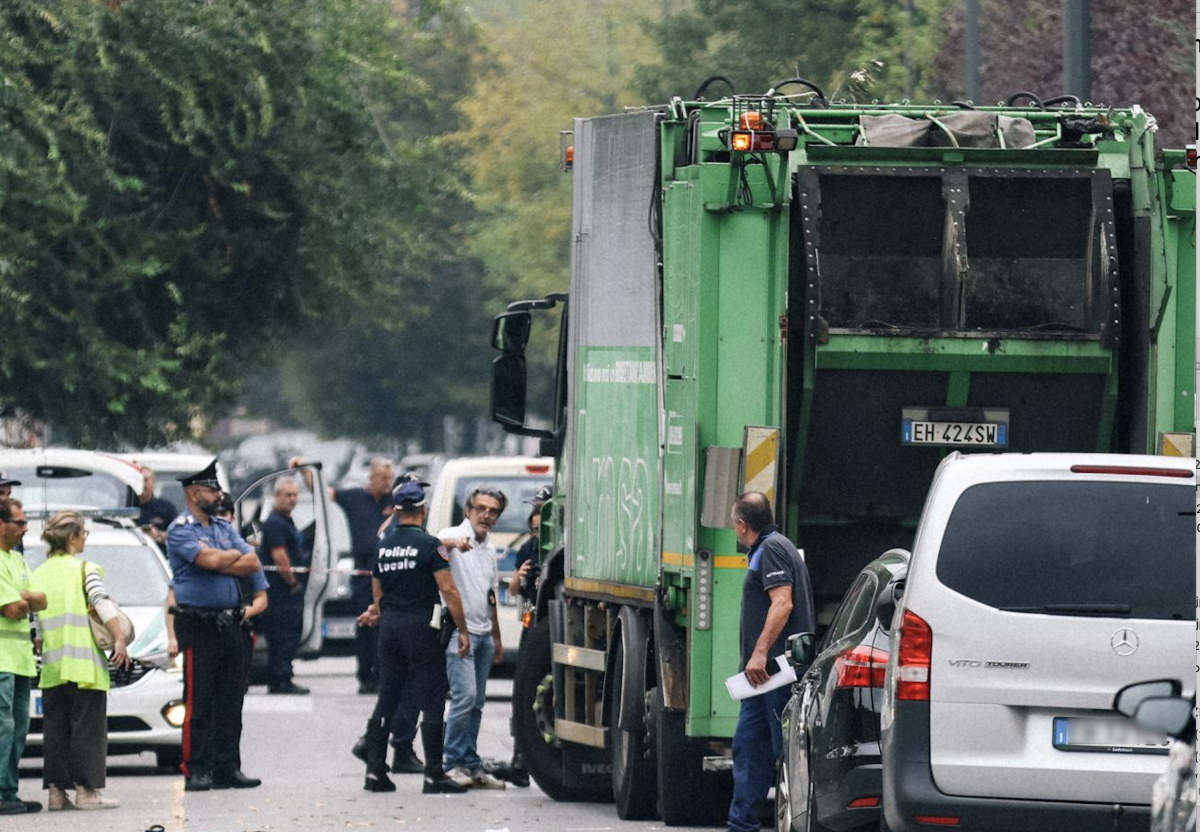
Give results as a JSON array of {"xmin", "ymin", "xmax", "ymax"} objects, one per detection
[{"xmin": 171, "ymin": 605, "xmax": 243, "ymax": 620}]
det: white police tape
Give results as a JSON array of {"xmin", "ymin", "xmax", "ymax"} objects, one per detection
[{"xmin": 259, "ymin": 564, "xmax": 374, "ymax": 576}]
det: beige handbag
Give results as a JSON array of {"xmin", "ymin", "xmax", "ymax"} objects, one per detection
[{"xmin": 80, "ymin": 560, "xmax": 135, "ymax": 650}]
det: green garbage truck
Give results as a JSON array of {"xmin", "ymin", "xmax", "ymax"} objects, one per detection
[{"xmin": 487, "ymin": 91, "xmax": 1196, "ymax": 824}]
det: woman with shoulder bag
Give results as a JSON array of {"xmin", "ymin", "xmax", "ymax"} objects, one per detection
[{"xmin": 30, "ymin": 511, "xmax": 131, "ymax": 810}]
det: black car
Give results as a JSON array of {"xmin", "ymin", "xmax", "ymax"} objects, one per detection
[{"xmin": 776, "ymin": 548, "xmax": 909, "ymax": 832}]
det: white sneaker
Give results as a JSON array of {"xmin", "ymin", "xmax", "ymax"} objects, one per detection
[
  {"xmin": 445, "ymin": 767, "xmax": 474, "ymax": 788},
  {"xmin": 470, "ymin": 769, "xmax": 506, "ymax": 789}
]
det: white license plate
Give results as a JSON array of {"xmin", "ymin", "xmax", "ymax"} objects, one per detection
[
  {"xmin": 902, "ymin": 420, "xmax": 1008, "ymax": 447},
  {"xmin": 322, "ymin": 619, "xmax": 357, "ymax": 640},
  {"xmin": 1053, "ymin": 717, "xmax": 1170, "ymax": 755}
]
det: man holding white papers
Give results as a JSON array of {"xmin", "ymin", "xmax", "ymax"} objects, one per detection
[{"xmin": 726, "ymin": 492, "xmax": 815, "ymax": 832}]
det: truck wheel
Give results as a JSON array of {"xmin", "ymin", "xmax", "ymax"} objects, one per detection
[
  {"xmin": 654, "ymin": 685, "xmax": 734, "ymax": 826},
  {"xmin": 610, "ymin": 632, "xmax": 656, "ymax": 819},
  {"xmin": 512, "ymin": 616, "xmax": 610, "ymax": 802}
]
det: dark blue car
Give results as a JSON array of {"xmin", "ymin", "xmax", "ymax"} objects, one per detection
[{"xmin": 776, "ymin": 548, "xmax": 909, "ymax": 832}]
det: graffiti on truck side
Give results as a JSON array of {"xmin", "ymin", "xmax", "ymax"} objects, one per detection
[{"xmin": 576, "ymin": 410, "xmax": 655, "ymax": 581}]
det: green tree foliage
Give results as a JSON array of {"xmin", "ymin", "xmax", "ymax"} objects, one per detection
[
  {"xmin": 271, "ymin": 0, "xmax": 502, "ymax": 447},
  {"xmin": 0, "ymin": 0, "xmax": 459, "ymax": 446},
  {"xmin": 635, "ymin": 0, "xmax": 860, "ymax": 104},
  {"xmin": 450, "ymin": 0, "xmax": 661, "ymax": 420}
]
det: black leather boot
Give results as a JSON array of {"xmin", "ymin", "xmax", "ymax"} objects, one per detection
[
  {"xmin": 420, "ymin": 722, "xmax": 467, "ymax": 794},
  {"xmin": 363, "ymin": 718, "xmax": 396, "ymax": 793},
  {"xmin": 390, "ymin": 745, "xmax": 424, "ymax": 774},
  {"xmin": 508, "ymin": 747, "xmax": 530, "ymax": 788}
]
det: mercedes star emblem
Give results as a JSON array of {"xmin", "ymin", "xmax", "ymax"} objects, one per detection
[{"xmin": 1110, "ymin": 628, "xmax": 1139, "ymax": 657}]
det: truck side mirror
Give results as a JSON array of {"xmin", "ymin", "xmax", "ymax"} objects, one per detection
[
  {"xmin": 492, "ymin": 311, "xmax": 532, "ymax": 354},
  {"xmin": 787, "ymin": 632, "xmax": 817, "ymax": 669},
  {"xmin": 491, "ymin": 354, "xmax": 528, "ymax": 428},
  {"xmin": 875, "ymin": 577, "xmax": 906, "ymax": 630}
]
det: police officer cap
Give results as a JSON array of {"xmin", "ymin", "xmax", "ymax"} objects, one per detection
[
  {"xmin": 393, "ymin": 480, "xmax": 426, "ymax": 509},
  {"xmin": 0, "ymin": 470, "xmax": 22, "ymax": 487},
  {"xmin": 525, "ymin": 485, "xmax": 553, "ymax": 505},
  {"xmin": 178, "ymin": 459, "xmax": 221, "ymax": 490},
  {"xmin": 392, "ymin": 471, "xmax": 431, "ymax": 489}
]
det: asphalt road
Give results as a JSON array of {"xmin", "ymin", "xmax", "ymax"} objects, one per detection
[{"xmin": 16, "ymin": 656, "xmax": 726, "ymax": 832}]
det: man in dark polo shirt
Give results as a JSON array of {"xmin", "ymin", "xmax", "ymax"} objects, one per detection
[
  {"xmin": 258, "ymin": 477, "xmax": 309, "ymax": 695},
  {"xmin": 334, "ymin": 458, "xmax": 394, "ymax": 693},
  {"xmin": 727, "ymin": 491, "xmax": 814, "ymax": 832}
]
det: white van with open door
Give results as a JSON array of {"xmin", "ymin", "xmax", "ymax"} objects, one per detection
[{"xmin": 233, "ymin": 462, "xmax": 334, "ymax": 662}]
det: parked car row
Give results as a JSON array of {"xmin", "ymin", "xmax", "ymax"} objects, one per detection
[{"xmin": 777, "ymin": 452, "xmax": 1194, "ymax": 832}]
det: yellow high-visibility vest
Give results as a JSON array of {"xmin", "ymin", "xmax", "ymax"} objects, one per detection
[
  {"xmin": 31, "ymin": 555, "xmax": 110, "ymax": 692},
  {"xmin": 0, "ymin": 549, "xmax": 35, "ymax": 677}
]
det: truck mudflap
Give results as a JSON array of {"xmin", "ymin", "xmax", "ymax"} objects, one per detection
[{"xmin": 560, "ymin": 743, "xmax": 612, "ymax": 796}]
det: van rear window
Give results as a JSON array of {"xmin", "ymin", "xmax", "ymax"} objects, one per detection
[{"xmin": 935, "ymin": 480, "xmax": 1192, "ymax": 620}]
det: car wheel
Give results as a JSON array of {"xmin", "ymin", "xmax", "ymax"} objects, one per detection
[
  {"xmin": 775, "ymin": 760, "xmax": 793, "ymax": 832},
  {"xmin": 801, "ymin": 759, "xmax": 832, "ymax": 832}
]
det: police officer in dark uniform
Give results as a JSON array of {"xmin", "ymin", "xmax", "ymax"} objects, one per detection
[
  {"xmin": 166, "ymin": 460, "xmax": 268, "ymax": 792},
  {"xmin": 355, "ymin": 479, "xmax": 471, "ymax": 795}
]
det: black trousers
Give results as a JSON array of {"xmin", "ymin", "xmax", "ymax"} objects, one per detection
[
  {"xmin": 41, "ymin": 684, "xmax": 107, "ymax": 790},
  {"xmin": 263, "ymin": 579, "xmax": 304, "ymax": 685},
  {"xmin": 351, "ymin": 575, "xmax": 378, "ymax": 685},
  {"xmin": 371, "ymin": 610, "xmax": 447, "ymax": 729},
  {"xmin": 177, "ymin": 610, "xmax": 247, "ymax": 779}
]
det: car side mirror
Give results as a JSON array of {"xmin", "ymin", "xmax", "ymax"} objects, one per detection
[
  {"xmin": 1113, "ymin": 679, "xmax": 1181, "ymax": 719},
  {"xmin": 787, "ymin": 632, "xmax": 817, "ymax": 669},
  {"xmin": 1132, "ymin": 696, "xmax": 1194, "ymax": 740},
  {"xmin": 875, "ymin": 577, "xmax": 906, "ymax": 630}
]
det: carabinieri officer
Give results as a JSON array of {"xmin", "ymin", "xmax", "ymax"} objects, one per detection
[
  {"xmin": 166, "ymin": 460, "xmax": 267, "ymax": 792},
  {"xmin": 356, "ymin": 478, "xmax": 471, "ymax": 795}
]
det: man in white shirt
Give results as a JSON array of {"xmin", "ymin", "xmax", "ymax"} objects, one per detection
[{"xmin": 438, "ymin": 487, "xmax": 506, "ymax": 789}]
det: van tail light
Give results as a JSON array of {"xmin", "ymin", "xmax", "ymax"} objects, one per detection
[
  {"xmin": 524, "ymin": 464, "xmax": 552, "ymax": 474},
  {"xmin": 914, "ymin": 816, "xmax": 960, "ymax": 826},
  {"xmin": 895, "ymin": 610, "xmax": 932, "ymax": 701},
  {"xmin": 848, "ymin": 796, "xmax": 881, "ymax": 809},
  {"xmin": 834, "ymin": 646, "xmax": 889, "ymax": 689}
]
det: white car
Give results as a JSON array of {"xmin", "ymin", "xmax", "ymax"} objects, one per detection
[
  {"xmin": 21, "ymin": 518, "xmax": 185, "ymax": 770},
  {"xmin": 115, "ymin": 451, "xmax": 232, "ymax": 516},
  {"xmin": 880, "ymin": 453, "xmax": 1194, "ymax": 832},
  {"xmin": 0, "ymin": 448, "xmax": 145, "ymax": 514}
]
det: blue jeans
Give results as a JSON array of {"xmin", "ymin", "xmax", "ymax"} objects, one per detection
[
  {"xmin": 443, "ymin": 632, "xmax": 494, "ymax": 772},
  {"xmin": 0, "ymin": 673, "xmax": 31, "ymax": 802},
  {"xmin": 727, "ymin": 685, "xmax": 791, "ymax": 832}
]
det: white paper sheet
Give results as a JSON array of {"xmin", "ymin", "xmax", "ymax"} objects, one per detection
[{"xmin": 724, "ymin": 654, "xmax": 796, "ymax": 701}]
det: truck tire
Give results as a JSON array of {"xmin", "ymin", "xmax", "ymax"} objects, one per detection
[
  {"xmin": 654, "ymin": 685, "xmax": 734, "ymax": 826},
  {"xmin": 512, "ymin": 616, "xmax": 610, "ymax": 802},
  {"xmin": 610, "ymin": 631, "xmax": 656, "ymax": 819}
]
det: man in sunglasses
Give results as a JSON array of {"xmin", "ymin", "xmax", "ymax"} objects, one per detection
[
  {"xmin": 0, "ymin": 499, "xmax": 45, "ymax": 815},
  {"xmin": 437, "ymin": 487, "xmax": 507, "ymax": 789}
]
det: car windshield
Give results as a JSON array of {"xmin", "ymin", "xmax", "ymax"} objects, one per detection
[
  {"xmin": 936, "ymin": 480, "xmax": 1192, "ymax": 621},
  {"xmin": 452, "ymin": 476, "xmax": 553, "ymax": 535},
  {"xmin": 23, "ymin": 542, "xmax": 170, "ymax": 607},
  {"xmin": 10, "ymin": 466, "xmax": 137, "ymax": 513}
]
